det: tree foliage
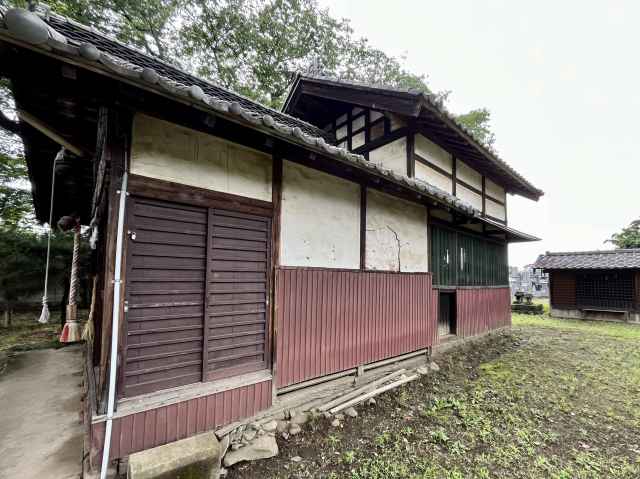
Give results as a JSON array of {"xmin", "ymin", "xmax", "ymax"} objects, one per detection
[
  {"xmin": 8, "ymin": 0, "xmax": 489, "ymax": 122},
  {"xmin": 455, "ymin": 107, "xmax": 496, "ymax": 147},
  {"xmin": 0, "ymin": 0, "xmax": 499, "ymax": 231},
  {"xmin": 606, "ymin": 220, "xmax": 640, "ymax": 249},
  {"xmin": 0, "ymin": 228, "xmax": 73, "ymax": 321}
]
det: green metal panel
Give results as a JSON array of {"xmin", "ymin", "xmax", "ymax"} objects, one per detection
[{"xmin": 431, "ymin": 225, "xmax": 508, "ymax": 286}]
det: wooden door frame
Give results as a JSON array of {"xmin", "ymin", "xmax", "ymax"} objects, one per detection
[{"xmin": 122, "ymin": 175, "xmax": 275, "ymax": 396}]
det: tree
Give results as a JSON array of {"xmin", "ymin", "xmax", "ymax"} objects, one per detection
[
  {"xmin": 606, "ymin": 220, "xmax": 640, "ymax": 249},
  {"xmin": 0, "ymin": 228, "xmax": 72, "ymax": 326},
  {"xmin": 455, "ymin": 107, "xmax": 496, "ymax": 147},
  {"xmin": 6, "ymin": 0, "xmax": 181, "ymax": 59},
  {"xmin": 21, "ymin": 0, "xmax": 490, "ymax": 137}
]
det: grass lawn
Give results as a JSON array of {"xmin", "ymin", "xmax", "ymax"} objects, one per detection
[
  {"xmin": 229, "ymin": 314, "xmax": 640, "ymax": 478},
  {"xmin": 0, "ymin": 312, "xmax": 64, "ymax": 375}
]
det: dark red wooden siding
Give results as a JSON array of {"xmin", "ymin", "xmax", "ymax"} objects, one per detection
[
  {"xmin": 92, "ymin": 379, "xmax": 272, "ymax": 460},
  {"xmin": 550, "ymin": 270, "xmax": 577, "ymax": 309},
  {"xmin": 124, "ymin": 197, "xmax": 206, "ymax": 397},
  {"xmin": 455, "ymin": 287, "xmax": 511, "ymax": 337},
  {"xmin": 635, "ymin": 272, "xmax": 640, "ymax": 310},
  {"xmin": 207, "ymin": 209, "xmax": 270, "ymax": 381},
  {"xmin": 275, "ymin": 268, "xmax": 436, "ymax": 388},
  {"xmin": 123, "ymin": 195, "xmax": 272, "ymax": 397}
]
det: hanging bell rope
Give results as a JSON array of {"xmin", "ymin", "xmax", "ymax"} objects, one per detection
[
  {"xmin": 60, "ymin": 219, "xmax": 82, "ymax": 343},
  {"xmin": 38, "ymin": 147, "xmax": 65, "ymax": 324}
]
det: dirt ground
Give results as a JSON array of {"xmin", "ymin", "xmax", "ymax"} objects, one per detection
[
  {"xmin": 228, "ymin": 314, "xmax": 640, "ymax": 479},
  {"xmin": 0, "ymin": 345, "xmax": 84, "ymax": 479}
]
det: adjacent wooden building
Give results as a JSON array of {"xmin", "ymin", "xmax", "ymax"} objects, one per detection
[
  {"xmin": 0, "ymin": 7, "xmax": 542, "ymax": 473},
  {"xmin": 534, "ymin": 250, "xmax": 640, "ymax": 323}
]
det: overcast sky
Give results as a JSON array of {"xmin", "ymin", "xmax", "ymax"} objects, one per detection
[{"xmin": 319, "ymin": 0, "xmax": 639, "ymax": 267}]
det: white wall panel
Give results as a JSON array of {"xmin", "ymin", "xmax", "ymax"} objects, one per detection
[
  {"xmin": 131, "ymin": 114, "xmax": 272, "ymax": 201},
  {"xmin": 486, "ymin": 178, "xmax": 506, "ymax": 202},
  {"xmin": 369, "ymin": 137, "xmax": 407, "ymax": 176},
  {"xmin": 415, "ymin": 161, "xmax": 453, "ymax": 194},
  {"xmin": 486, "ymin": 198, "xmax": 507, "ymax": 221},
  {"xmin": 456, "ymin": 183, "xmax": 483, "ymax": 210},
  {"xmin": 415, "ymin": 134, "xmax": 453, "ymax": 173},
  {"xmin": 456, "ymin": 159, "xmax": 482, "ymax": 190},
  {"xmin": 365, "ymin": 189, "xmax": 428, "ymax": 272},
  {"xmin": 281, "ymin": 161, "xmax": 360, "ymax": 269}
]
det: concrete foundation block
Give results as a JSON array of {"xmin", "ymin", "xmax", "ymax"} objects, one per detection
[{"xmin": 127, "ymin": 431, "xmax": 220, "ymax": 479}]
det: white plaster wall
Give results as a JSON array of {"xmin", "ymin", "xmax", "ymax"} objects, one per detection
[
  {"xmin": 456, "ymin": 159, "xmax": 482, "ymax": 190},
  {"xmin": 365, "ymin": 189, "xmax": 428, "ymax": 272},
  {"xmin": 415, "ymin": 134, "xmax": 452, "ymax": 173},
  {"xmin": 485, "ymin": 178, "xmax": 506, "ymax": 202},
  {"xmin": 456, "ymin": 184, "xmax": 483, "ymax": 210},
  {"xmin": 486, "ymin": 198, "xmax": 506, "ymax": 221},
  {"xmin": 369, "ymin": 137, "xmax": 407, "ymax": 176},
  {"xmin": 415, "ymin": 161, "xmax": 453, "ymax": 194},
  {"xmin": 280, "ymin": 161, "xmax": 360, "ymax": 269},
  {"xmin": 131, "ymin": 114, "xmax": 272, "ymax": 201}
]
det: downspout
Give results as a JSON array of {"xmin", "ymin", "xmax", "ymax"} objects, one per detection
[{"xmin": 100, "ymin": 171, "xmax": 128, "ymax": 479}]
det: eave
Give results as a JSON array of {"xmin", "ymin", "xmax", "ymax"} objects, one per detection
[{"xmin": 284, "ymin": 74, "xmax": 544, "ymax": 201}]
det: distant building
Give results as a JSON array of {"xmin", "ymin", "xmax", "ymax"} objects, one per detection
[
  {"xmin": 509, "ymin": 265, "xmax": 548, "ymax": 298},
  {"xmin": 534, "ymin": 249, "xmax": 640, "ymax": 323}
]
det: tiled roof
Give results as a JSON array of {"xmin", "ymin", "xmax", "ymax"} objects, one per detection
[
  {"xmin": 534, "ymin": 249, "xmax": 640, "ymax": 270},
  {"xmin": 0, "ymin": 7, "xmax": 538, "ymax": 242},
  {"xmin": 45, "ymin": 13, "xmax": 330, "ymax": 140},
  {"xmin": 285, "ymin": 74, "xmax": 544, "ymax": 201}
]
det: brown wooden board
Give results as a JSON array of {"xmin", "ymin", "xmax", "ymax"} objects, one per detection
[
  {"xmin": 549, "ymin": 270, "xmax": 577, "ymax": 309},
  {"xmin": 207, "ymin": 209, "xmax": 271, "ymax": 381},
  {"xmin": 123, "ymin": 196, "xmax": 207, "ymax": 397}
]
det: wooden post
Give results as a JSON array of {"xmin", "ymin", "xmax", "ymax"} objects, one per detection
[
  {"xmin": 270, "ymin": 154, "xmax": 283, "ymax": 400},
  {"xmin": 97, "ymin": 108, "xmax": 132, "ymax": 412},
  {"xmin": 360, "ymin": 185, "xmax": 367, "ymax": 270}
]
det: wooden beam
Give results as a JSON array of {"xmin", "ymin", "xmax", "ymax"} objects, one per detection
[
  {"xmin": 481, "ymin": 175, "xmax": 486, "ymax": 217},
  {"xmin": 360, "ymin": 185, "xmax": 367, "ymax": 270},
  {"xmin": 98, "ymin": 108, "xmax": 132, "ymax": 412},
  {"xmin": 406, "ymin": 131, "xmax": 415, "ymax": 178},
  {"xmin": 452, "ymin": 156, "xmax": 457, "ymax": 196},
  {"xmin": 17, "ymin": 109, "xmax": 89, "ymax": 156},
  {"xmin": 270, "ymin": 155, "xmax": 283, "ymax": 401}
]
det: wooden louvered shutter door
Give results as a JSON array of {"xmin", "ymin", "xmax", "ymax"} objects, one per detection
[
  {"xmin": 123, "ymin": 197, "xmax": 207, "ymax": 397},
  {"xmin": 205, "ymin": 208, "xmax": 270, "ymax": 381}
]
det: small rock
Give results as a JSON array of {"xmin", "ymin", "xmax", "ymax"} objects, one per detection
[
  {"xmin": 291, "ymin": 455, "xmax": 302, "ymax": 462},
  {"xmin": 219, "ymin": 467, "xmax": 228, "ymax": 477},
  {"xmin": 367, "ymin": 397, "xmax": 376, "ymax": 406},
  {"xmin": 257, "ymin": 429, "xmax": 265, "ymax": 436},
  {"xmin": 281, "ymin": 432, "xmax": 290, "ymax": 440},
  {"xmin": 330, "ymin": 418, "xmax": 341, "ymax": 427},
  {"xmin": 344, "ymin": 407, "xmax": 358, "ymax": 418},
  {"xmin": 289, "ymin": 424, "xmax": 302, "ymax": 435},
  {"xmin": 262, "ymin": 420, "xmax": 278, "ymax": 433},
  {"xmin": 276, "ymin": 420, "xmax": 289, "ymax": 433},
  {"xmin": 223, "ymin": 435, "xmax": 279, "ymax": 467},
  {"xmin": 290, "ymin": 412, "xmax": 309, "ymax": 425},
  {"xmin": 335, "ymin": 413, "xmax": 345, "ymax": 420},
  {"xmin": 416, "ymin": 366, "xmax": 429, "ymax": 375},
  {"xmin": 284, "ymin": 409, "xmax": 293, "ymax": 420},
  {"xmin": 429, "ymin": 362, "xmax": 440, "ymax": 372},
  {"xmin": 231, "ymin": 443, "xmax": 242, "ymax": 451},
  {"xmin": 322, "ymin": 411, "xmax": 332, "ymax": 419},
  {"xmin": 243, "ymin": 428, "xmax": 257, "ymax": 442}
]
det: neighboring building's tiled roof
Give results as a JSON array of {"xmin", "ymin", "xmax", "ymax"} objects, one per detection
[{"xmin": 534, "ymin": 249, "xmax": 640, "ymax": 270}]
